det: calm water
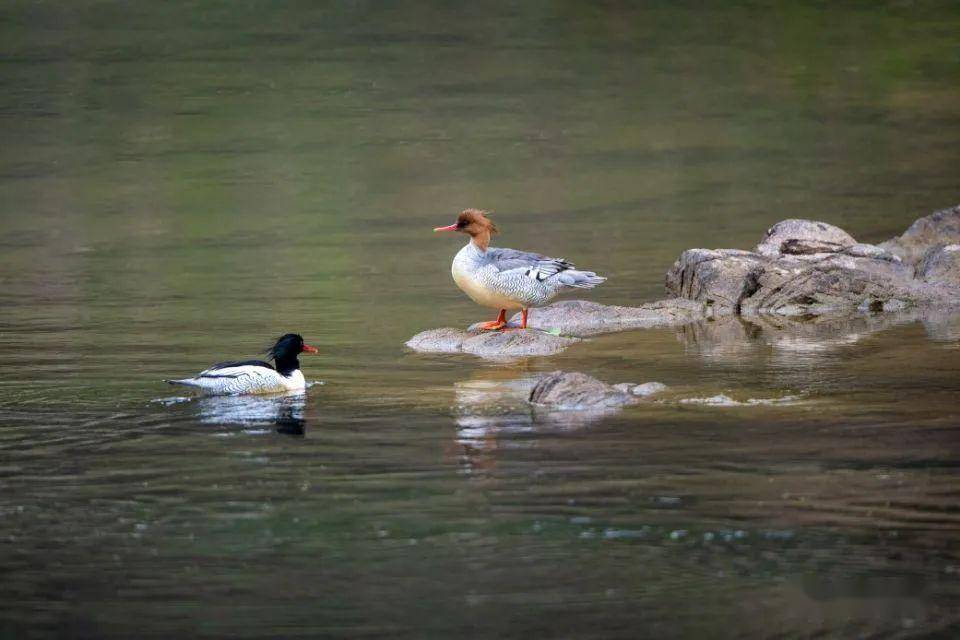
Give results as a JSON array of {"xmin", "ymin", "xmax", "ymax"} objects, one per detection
[{"xmin": 2, "ymin": 2, "xmax": 960, "ymax": 637}]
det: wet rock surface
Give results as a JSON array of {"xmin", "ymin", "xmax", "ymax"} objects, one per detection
[
  {"xmin": 528, "ymin": 371, "xmax": 637, "ymax": 410},
  {"xmin": 917, "ymin": 244, "xmax": 960, "ymax": 286},
  {"xmin": 503, "ymin": 299, "xmax": 706, "ymax": 336},
  {"xmin": 626, "ymin": 381, "xmax": 670, "ymax": 397},
  {"xmin": 755, "ymin": 219, "xmax": 856, "ymax": 258},
  {"xmin": 451, "ymin": 371, "xmax": 668, "ymax": 460},
  {"xmin": 406, "ymin": 327, "xmax": 579, "ymax": 358},
  {"xmin": 452, "ymin": 374, "xmax": 612, "ymax": 439},
  {"xmin": 881, "ymin": 204, "xmax": 960, "ymax": 265},
  {"xmin": 666, "ymin": 204, "xmax": 960, "ymax": 316},
  {"xmin": 409, "ymin": 300, "xmax": 708, "ymax": 358}
]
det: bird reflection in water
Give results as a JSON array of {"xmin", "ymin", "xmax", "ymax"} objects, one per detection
[
  {"xmin": 448, "ymin": 373, "xmax": 535, "ymax": 476},
  {"xmin": 449, "ymin": 369, "xmax": 616, "ymax": 475},
  {"xmin": 194, "ymin": 391, "xmax": 308, "ymax": 436}
]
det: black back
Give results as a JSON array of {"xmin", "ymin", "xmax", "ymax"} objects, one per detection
[
  {"xmin": 199, "ymin": 334, "xmax": 306, "ymax": 378},
  {"xmin": 201, "ymin": 359, "xmax": 274, "ymax": 378}
]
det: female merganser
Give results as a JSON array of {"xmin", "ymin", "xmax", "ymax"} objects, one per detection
[
  {"xmin": 165, "ymin": 333, "xmax": 319, "ymax": 395},
  {"xmin": 434, "ymin": 209, "xmax": 605, "ymax": 330}
]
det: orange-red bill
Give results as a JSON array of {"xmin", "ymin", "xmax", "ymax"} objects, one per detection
[
  {"xmin": 302, "ymin": 344, "xmax": 319, "ymax": 354},
  {"xmin": 433, "ymin": 223, "xmax": 458, "ymax": 232}
]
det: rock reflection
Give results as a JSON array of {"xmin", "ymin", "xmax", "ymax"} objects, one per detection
[
  {"xmin": 194, "ymin": 391, "xmax": 307, "ymax": 436},
  {"xmin": 921, "ymin": 308, "xmax": 960, "ymax": 343},
  {"xmin": 677, "ymin": 309, "xmax": 960, "ymax": 366}
]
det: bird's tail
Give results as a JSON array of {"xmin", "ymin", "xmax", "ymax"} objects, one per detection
[
  {"xmin": 558, "ymin": 270, "xmax": 606, "ymax": 289},
  {"xmin": 164, "ymin": 378, "xmax": 201, "ymax": 388}
]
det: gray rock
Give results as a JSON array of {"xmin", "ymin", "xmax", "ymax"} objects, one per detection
[
  {"xmin": 406, "ymin": 327, "xmax": 579, "ymax": 358},
  {"xmin": 881, "ymin": 204, "xmax": 960, "ymax": 265},
  {"xmin": 631, "ymin": 381, "xmax": 669, "ymax": 397},
  {"xmin": 529, "ymin": 371, "xmax": 636, "ymax": 410},
  {"xmin": 917, "ymin": 244, "xmax": 960, "ymax": 286},
  {"xmin": 664, "ymin": 248, "xmax": 769, "ymax": 314},
  {"xmin": 779, "ymin": 237, "xmax": 850, "ymax": 256},
  {"xmin": 406, "ymin": 328, "xmax": 466, "ymax": 352},
  {"xmin": 742, "ymin": 253, "xmax": 930, "ymax": 315},
  {"xmin": 613, "ymin": 381, "xmax": 668, "ymax": 397},
  {"xmin": 666, "ymin": 206, "xmax": 960, "ymax": 316},
  {"xmin": 843, "ymin": 243, "xmax": 901, "ymax": 263},
  {"xmin": 452, "ymin": 373, "xmax": 638, "ymax": 446},
  {"xmin": 755, "ymin": 219, "xmax": 856, "ymax": 258},
  {"xmin": 409, "ymin": 298, "xmax": 711, "ymax": 358},
  {"xmin": 506, "ymin": 298, "xmax": 708, "ymax": 336}
]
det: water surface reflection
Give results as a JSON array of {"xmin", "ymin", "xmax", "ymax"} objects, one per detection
[{"xmin": 191, "ymin": 391, "xmax": 308, "ymax": 435}]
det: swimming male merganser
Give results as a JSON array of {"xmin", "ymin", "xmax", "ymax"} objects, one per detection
[
  {"xmin": 164, "ymin": 333, "xmax": 319, "ymax": 395},
  {"xmin": 434, "ymin": 209, "xmax": 605, "ymax": 330}
]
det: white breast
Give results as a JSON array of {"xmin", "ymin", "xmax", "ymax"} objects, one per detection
[
  {"xmin": 281, "ymin": 370, "xmax": 307, "ymax": 391},
  {"xmin": 452, "ymin": 260, "xmax": 524, "ymax": 310}
]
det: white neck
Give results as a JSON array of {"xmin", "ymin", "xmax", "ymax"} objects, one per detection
[{"xmin": 469, "ymin": 237, "xmax": 489, "ymax": 253}]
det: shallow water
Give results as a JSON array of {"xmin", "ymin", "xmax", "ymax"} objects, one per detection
[{"xmin": 2, "ymin": 2, "xmax": 960, "ymax": 637}]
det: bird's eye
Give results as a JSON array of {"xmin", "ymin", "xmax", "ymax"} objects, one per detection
[{"xmin": 456, "ymin": 220, "xmax": 467, "ymax": 229}]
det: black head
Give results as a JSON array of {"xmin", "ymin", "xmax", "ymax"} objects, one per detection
[
  {"xmin": 267, "ymin": 333, "xmax": 319, "ymax": 374},
  {"xmin": 268, "ymin": 333, "xmax": 305, "ymax": 360}
]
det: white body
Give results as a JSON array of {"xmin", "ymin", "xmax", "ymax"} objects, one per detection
[
  {"xmin": 450, "ymin": 240, "xmax": 605, "ymax": 310},
  {"xmin": 167, "ymin": 365, "xmax": 306, "ymax": 396},
  {"xmin": 453, "ymin": 253, "xmax": 524, "ymax": 310}
]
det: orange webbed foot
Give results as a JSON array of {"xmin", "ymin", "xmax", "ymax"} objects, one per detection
[
  {"xmin": 475, "ymin": 309, "xmax": 508, "ymax": 331},
  {"xmin": 476, "ymin": 320, "xmax": 508, "ymax": 331},
  {"xmin": 495, "ymin": 309, "xmax": 529, "ymax": 331}
]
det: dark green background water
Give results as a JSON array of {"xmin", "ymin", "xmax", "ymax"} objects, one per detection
[{"xmin": 2, "ymin": 2, "xmax": 959, "ymax": 637}]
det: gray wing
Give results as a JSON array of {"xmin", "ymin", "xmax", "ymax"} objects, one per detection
[{"xmin": 486, "ymin": 247, "xmax": 576, "ymax": 282}]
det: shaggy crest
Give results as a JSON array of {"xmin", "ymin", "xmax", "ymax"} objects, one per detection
[{"xmin": 457, "ymin": 209, "xmax": 498, "ymax": 235}]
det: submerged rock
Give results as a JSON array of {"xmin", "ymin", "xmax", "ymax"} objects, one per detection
[
  {"xmin": 666, "ymin": 204, "xmax": 960, "ymax": 316},
  {"xmin": 452, "ymin": 374, "xmax": 610, "ymax": 443},
  {"xmin": 406, "ymin": 327, "xmax": 578, "ymax": 358},
  {"xmin": 612, "ymin": 381, "xmax": 668, "ymax": 397},
  {"xmin": 449, "ymin": 372, "xmax": 670, "ymax": 466},
  {"xmin": 629, "ymin": 381, "xmax": 670, "ymax": 397},
  {"xmin": 529, "ymin": 371, "xmax": 637, "ymax": 410},
  {"xmin": 679, "ymin": 394, "xmax": 801, "ymax": 407}
]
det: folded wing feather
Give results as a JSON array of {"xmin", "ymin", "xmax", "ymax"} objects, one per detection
[
  {"xmin": 168, "ymin": 362, "xmax": 288, "ymax": 394},
  {"xmin": 486, "ymin": 247, "xmax": 576, "ymax": 282}
]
